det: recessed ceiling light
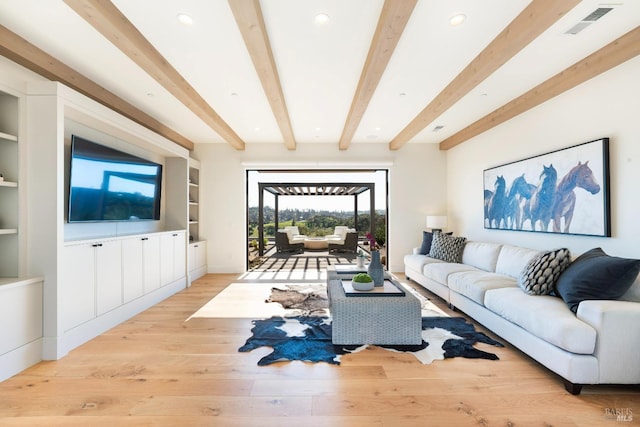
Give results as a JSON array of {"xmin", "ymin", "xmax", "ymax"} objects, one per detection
[
  {"xmin": 177, "ymin": 13, "xmax": 193, "ymax": 25},
  {"xmin": 315, "ymin": 13, "xmax": 330, "ymax": 25},
  {"xmin": 449, "ymin": 13, "xmax": 466, "ymax": 26}
]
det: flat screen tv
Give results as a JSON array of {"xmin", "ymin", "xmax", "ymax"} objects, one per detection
[{"xmin": 68, "ymin": 135, "xmax": 162, "ymax": 222}]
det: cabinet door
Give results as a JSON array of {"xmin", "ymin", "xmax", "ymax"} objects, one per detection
[
  {"xmin": 61, "ymin": 244, "xmax": 96, "ymax": 331},
  {"xmin": 143, "ymin": 235, "xmax": 161, "ymax": 293},
  {"xmin": 172, "ymin": 232, "xmax": 186, "ymax": 282},
  {"xmin": 161, "ymin": 232, "xmax": 186, "ymax": 285},
  {"xmin": 96, "ymin": 240, "xmax": 122, "ymax": 315},
  {"xmin": 188, "ymin": 241, "xmax": 206, "ymax": 272},
  {"xmin": 160, "ymin": 233, "xmax": 175, "ymax": 286},
  {"xmin": 195, "ymin": 241, "xmax": 207, "ymax": 269},
  {"xmin": 122, "ymin": 237, "xmax": 144, "ymax": 303}
]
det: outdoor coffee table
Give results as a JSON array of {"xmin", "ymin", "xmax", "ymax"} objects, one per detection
[
  {"xmin": 303, "ymin": 237, "xmax": 329, "ymax": 250},
  {"xmin": 326, "ymin": 277, "xmax": 422, "ymax": 345}
]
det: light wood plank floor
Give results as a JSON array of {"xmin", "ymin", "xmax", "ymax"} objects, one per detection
[{"xmin": 0, "ymin": 274, "xmax": 637, "ymax": 426}]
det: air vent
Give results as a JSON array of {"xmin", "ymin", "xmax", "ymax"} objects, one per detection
[
  {"xmin": 583, "ymin": 7, "xmax": 613, "ymax": 21},
  {"xmin": 432, "ymin": 125, "xmax": 444, "ymax": 132},
  {"xmin": 565, "ymin": 6, "xmax": 614, "ymax": 35}
]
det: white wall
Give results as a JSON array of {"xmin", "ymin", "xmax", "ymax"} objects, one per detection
[
  {"xmin": 194, "ymin": 142, "xmax": 447, "ymax": 273},
  {"xmin": 447, "ymin": 56, "xmax": 640, "ymax": 258}
]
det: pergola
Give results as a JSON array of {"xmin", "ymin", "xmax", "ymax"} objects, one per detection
[{"xmin": 256, "ymin": 182, "xmax": 375, "ymax": 255}]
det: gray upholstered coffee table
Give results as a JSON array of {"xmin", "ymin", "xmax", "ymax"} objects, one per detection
[{"xmin": 326, "ymin": 277, "xmax": 422, "ymax": 345}]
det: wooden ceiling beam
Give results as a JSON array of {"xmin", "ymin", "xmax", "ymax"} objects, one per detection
[
  {"xmin": 440, "ymin": 26, "xmax": 640, "ymax": 150},
  {"xmin": 229, "ymin": 0, "xmax": 296, "ymax": 150},
  {"xmin": 339, "ymin": 0, "xmax": 417, "ymax": 150},
  {"xmin": 389, "ymin": 0, "xmax": 581, "ymax": 150},
  {"xmin": 0, "ymin": 24, "xmax": 195, "ymax": 151},
  {"xmin": 64, "ymin": 0, "xmax": 245, "ymax": 150}
]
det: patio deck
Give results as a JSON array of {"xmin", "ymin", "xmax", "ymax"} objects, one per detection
[{"xmin": 246, "ymin": 244, "xmax": 385, "ymax": 281}]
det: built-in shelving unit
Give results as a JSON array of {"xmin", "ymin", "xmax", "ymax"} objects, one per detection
[
  {"xmin": 0, "ymin": 90, "xmax": 20, "ymax": 277},
  {"xmin": 188, "ymin": 158, "xmax": 207, "ymax": 282},
  {"xmin": 188, "ymin": 160, "xmax": 200, "ymax": 243}
]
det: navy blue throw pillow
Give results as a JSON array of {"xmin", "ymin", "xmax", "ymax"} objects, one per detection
[
  {"xmin": 555, "ymin": 248, "xmax": 640, "ymax": 313},
  {"xmin": 419, "ymin": 231, "xmax": 433, "ymax": 255}
]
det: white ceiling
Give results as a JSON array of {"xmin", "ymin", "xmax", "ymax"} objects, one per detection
[{"xmin": 0, "ymin": 0, "xmax": 638, "ymax": 149}]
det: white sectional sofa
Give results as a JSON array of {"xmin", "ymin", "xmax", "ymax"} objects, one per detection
[{"xmin": 404, "ymin": 241, "xmax": 640, "ymax": 394}]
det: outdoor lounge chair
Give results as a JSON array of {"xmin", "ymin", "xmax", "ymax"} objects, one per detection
[
  {"xmin": 328, "ymin": 231, "xmax": 358, "ymax": 253},
  {"xmin": 276, "ymin": 231, "xmax": 304, "ymax": 253}
]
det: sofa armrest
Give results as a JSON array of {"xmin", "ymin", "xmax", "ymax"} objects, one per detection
[{"xmin": 577, "ymin": 300, "xmax": 640, "ymax": 383}]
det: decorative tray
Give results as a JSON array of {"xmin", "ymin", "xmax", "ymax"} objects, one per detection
[
  {"xmin": 341, "ymin": 279, "xmax": 406, "ymax": 297},
  {"xmin": 333, "ymin": 264, "xmax": 368, "ymax": 274}
]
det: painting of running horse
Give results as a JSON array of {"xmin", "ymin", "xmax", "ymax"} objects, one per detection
[{"xmin": 483, "ymin": 138, "xmax": 610, "ymax": 236}]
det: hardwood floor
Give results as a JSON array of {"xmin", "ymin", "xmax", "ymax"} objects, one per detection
[{"xmin": 0, "ymin": 273, "xmax": 637, "ymax": 426}]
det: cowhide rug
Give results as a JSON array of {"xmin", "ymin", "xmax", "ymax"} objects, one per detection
[
  {"xmin": 266, "ymin": 286, "xmax": 329, "ymax": 316},
  {"xmin": 238, "ymin": 315, "xmax": 503, "ymax": 366}
]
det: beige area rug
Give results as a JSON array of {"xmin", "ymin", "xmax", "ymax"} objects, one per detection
[{"xmin": 189, "ymin": 281, "xmax": 447, "ymax": 320}]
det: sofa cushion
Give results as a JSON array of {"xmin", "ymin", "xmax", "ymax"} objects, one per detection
[
  {"xmin": 461, "ymin": 242, "xmax": 502, "ymax": 272},
  {"xmin": 404, "ymin": 254, "xmax": 443, "ymax": 273},
  {"xmin": 518, "ymin": 248, "xmax": 571, "ymax": 295},
  {"xmin": 495, "ymin": 245, "xmax": 541, "ymax": 278},
  {"xmin": 621, "ymin": 275, "xmax": 640, "ymax": 302},
  {"xmin": 423, "ymin": 262, "xmax": 478, "ymax": 286},
  {"xmin": 555, "ymin": 248, "xmax": 640, "ymax": 313},
  {"xmin": 429, "ymin": 233, "xmax": 467, "ymax": 263},
  {"xmin": 419, "ymin": 231, "xmax": 433, "ymax": 255},
  {"xmin": 485, "ymin": 287, "xmax": 596, "ymax": 354},
  {"xmin": 448, "ymin": 270, "xmax": 517, "ymax": 305}
]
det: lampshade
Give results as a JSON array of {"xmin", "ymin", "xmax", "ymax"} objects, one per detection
[{"xmin": 426, "ymin": 215, "xmax": 448, "ymax": 231}]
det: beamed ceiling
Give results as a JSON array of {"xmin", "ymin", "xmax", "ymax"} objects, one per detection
[{"xmin": 0, "ymin": 1, "xmax": 638, "ymax": 152}]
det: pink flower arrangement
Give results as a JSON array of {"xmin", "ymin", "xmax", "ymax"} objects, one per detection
[{"xmin": 366, "ymin": 232, "xmax": 379, "ymax": 250}]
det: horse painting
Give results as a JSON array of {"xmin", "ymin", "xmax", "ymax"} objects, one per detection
[
  {"xmin": 503, "ymin": 174, "xmax": 535, "ymax": 230},
  {"xmin": 527, "ymin": 164, "xmax": 557, "ymax": 232},
  {"xmin": 486, "ymin": 175, "xmax": 507, "ymax": 228},
  {"xmin": 484, "ymin": 138, "xmax": 609, "ymax": 236},
  {"xmin": 552, "ymin": 161, "xmax": 601, "ymax": 233}
]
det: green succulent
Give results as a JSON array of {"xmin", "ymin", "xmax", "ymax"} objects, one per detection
[{"xmin": 352, "ymin": 273, "xmax": 373, "ymax": 283}]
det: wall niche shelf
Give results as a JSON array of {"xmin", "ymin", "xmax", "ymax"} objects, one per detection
[{"xmin": 0, "ymin": 89, "xmax": 20, "ymax": 278}]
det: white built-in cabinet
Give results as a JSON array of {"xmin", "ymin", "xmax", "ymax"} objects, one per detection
[
  {"xmin": 61, "ymin": 230, "xmax": 185, "ymax": 332},
  {"xmin": 21, "ymin": 81, "xmax": 191, "ymax": 360}
]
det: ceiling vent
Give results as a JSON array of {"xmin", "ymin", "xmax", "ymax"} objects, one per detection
[
  {"xmin": 565, "ymin": 7, "xmax": 614, "ymax": 35},
  {"xmin": 432, "ymin": 125, "xmax": 444, "ymax": 132}
]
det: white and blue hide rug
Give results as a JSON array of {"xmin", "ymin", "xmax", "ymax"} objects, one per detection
[{"xmin": 238, "ymin": 315, "xmax": 504, "ymax": 366}]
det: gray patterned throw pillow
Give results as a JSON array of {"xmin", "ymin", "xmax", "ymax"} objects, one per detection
[
  {"xmin": 518, "ymin": 248, "xmax": 571, "ymax": 295},
  {"xmin": 428, "ymin": 232, "xmax": 467, "ymax": 263}
]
